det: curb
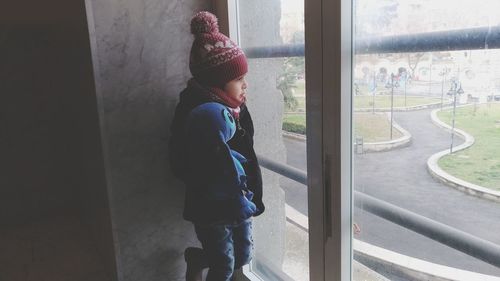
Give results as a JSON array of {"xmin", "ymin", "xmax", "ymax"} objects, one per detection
[
  {"xmin": 354, "ymin": 240, "xmax": 500, "ymax": 281},
  {"xmin": 427, "ymin": 105, "xmax": 500, "ymax": 203},
  {"xmin": 286, "ymin": 101, "xmax": 451, "ymax": 114},
  {"xmin": 359, "ymin": 112, "xmax": 412, "ymax": 153},
  {"xmin": 283, "ymin": 112, "xmax": 412, "ymax": 153},
  {"xmin": 355, "ymin": 100, "xmax": 452, "ymax": 112},
  {"xmin": 285, "ymin": 203, "xmax": 500, "ymax": 281},
  {"xmin": 282, "ymin": 131, "xmax": 306, "ymax": 142}
]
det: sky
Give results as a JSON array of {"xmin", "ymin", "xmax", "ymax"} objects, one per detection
[
  {"xmin": 356, "ymin": 0, "xmax": 500, "ymax": 35},
  {"xmin": 280, "ymin": 0, "xmax": 500, "ymax": 37}
]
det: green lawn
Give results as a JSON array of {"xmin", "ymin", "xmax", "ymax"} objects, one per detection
[
  {"xmin": 356, "ymin": 84, "xmax": 388, "ymax": 95},
  {"xmin": 283, "ymin": 112, "xmax": 402, "ymax": 142},
  {"xmin": 295, "ymin": 79, "xmax": 305, "ymax": 96},
  {"xmin": 353, "ymin": 113, "xmax": 403, "ymax": 142},
  {"xmin": 437, "ymin": 104, "xmax": 500, "ymax": 190},
  {"xmin": 282, "ymin": 114, "xmax": 306, "ymax": 135},
  {"xmin": 286, "ymin": 95, "xmax": 442, "ymax": 113},
  {"xmin": 295, "ymin": 96, "xmax": 306, "ymax": 112},
  {"xmin": 283, "ymin": 114, "xmax": 306, "ymax": 127},
  {"xmin": 294, "ymin": 82, "xmax": 387, "ymax": 97}
]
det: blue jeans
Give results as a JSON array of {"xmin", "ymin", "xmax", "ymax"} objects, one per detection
[{"xmin": 195, "ymin": 218, "xmax": 253, "ymax": 281}]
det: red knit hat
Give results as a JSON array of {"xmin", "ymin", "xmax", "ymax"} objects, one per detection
[{"xmin": 189, "ymin": 11, "xmax": 248, "ymax": 87}]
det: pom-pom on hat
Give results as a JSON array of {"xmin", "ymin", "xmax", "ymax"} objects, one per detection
[{"xmin": 189, "ymin": 11, "xmax": 248, "ymax": 87}]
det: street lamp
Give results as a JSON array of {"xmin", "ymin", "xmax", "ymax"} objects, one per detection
[
  {"xmin": 385, "ymin": 73, "xmax": 398, "ymax": 139},
  {"xmin": 372, "ymin": 72, "xmax": 377, "ymax": 114},
  {"xmin": 440, "ymin": 67, "xmax": 450, "ymax": 110},
  {"xmin": 398, "ymin": 68, "xmax": 408, "ymax": 107},
  {"xmin": 403, "ymin": 71, "xmax": 407, "ymax": 107},
  {"xmin": 448, "ymin": 79, "xmax": 464, "ymax": 153}
]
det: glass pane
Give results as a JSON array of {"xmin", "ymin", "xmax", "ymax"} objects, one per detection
[
  {"xmin": 236, "ymin": 0, "xmax": 309, "ymax": 280},
  {"xmin": 353, "ymin": 1, "xmax": 500, "ymax": 280}
]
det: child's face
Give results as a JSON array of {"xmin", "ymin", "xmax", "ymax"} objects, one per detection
[{"xmin": 224, "ymin": 75, "xmax": 248, "ymax": 104}]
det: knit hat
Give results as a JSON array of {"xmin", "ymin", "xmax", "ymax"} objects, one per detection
[{"xmin": 189, "ymin": 11, "xmax": 248, "ymax": 87}]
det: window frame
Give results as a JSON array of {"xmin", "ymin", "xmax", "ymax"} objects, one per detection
[
  {"xmin": 215, "ymin": 3, "xmax": 263, "ymax": 280},
  {"xmin": 315, "ymin": 0, "xmax": 353, "ymax": 280}
]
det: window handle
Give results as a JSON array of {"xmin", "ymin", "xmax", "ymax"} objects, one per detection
[{"xmin": 324, "ymin": 153, "xmax": 332, "ymax": 241}]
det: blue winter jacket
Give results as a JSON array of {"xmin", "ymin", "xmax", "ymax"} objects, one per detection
[
  {"xmin": 169, "ymin": 80, "xmax": 265, "ymax": 223},
  {"xmin": 183, "ymin": 102, "xmax": 257, "ymax": 222}
]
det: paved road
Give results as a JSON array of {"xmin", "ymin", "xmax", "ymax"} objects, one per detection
[{"xmin": 281, "ymin": 108, "xmax": 500, "ymax": 277}]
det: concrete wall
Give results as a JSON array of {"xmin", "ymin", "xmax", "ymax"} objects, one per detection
[
  {"xmin": 0, "ymin": 1, "xmax": 117, "ymax": 278},
  {"xmin": 84, "ymin": 1, "xmax": 210, "ymax": 280}
]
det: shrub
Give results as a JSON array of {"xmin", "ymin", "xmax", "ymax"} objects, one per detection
[{"xmin": 282, "ymin": 122, "xmax": 306, "ymax": 135}]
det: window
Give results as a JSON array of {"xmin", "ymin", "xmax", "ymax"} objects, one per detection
[
  {"xmin": 353, "ymin": 0, "xmax": 500, "ymax": 280},
  {"xmin": 220, "ymin": 0, "xmax": 351, "ymax": 280},
  {"xmin": 221, "ymin": 0, "xmax": 500, "ymax": 280},
  {"xmin": 230, "ymin": 0, "xmax": 312, "ymax": 280}
]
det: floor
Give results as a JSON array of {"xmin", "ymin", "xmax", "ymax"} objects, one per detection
[{"xmin": 0, "ymin": 215, "xmax": 110, "ymax": 281}]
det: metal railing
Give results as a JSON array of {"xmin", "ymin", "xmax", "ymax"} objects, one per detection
[
  {"xmin": 245, "ymin": 25, "xmax": 500, "ymax": 58},
  {"xmin": 257, "ymin": 154, "xmax": 500, "ymax": 269}
]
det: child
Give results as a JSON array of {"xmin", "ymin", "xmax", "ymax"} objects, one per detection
[{"xmin": 169, "ymin": 11, "xmax": 265, "ymax": 281}]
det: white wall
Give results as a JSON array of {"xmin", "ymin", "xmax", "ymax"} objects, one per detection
[{"xmin": 85, "ymin": 1, "xmax": 211, "ymax": 280}]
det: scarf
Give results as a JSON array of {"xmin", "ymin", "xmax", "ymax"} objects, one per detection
[{"xmin": 188, "ymin": 78, "xmax": 243, "ymax": 119}]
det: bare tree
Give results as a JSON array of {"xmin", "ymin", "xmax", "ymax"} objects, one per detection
[{"xmin": 407, "ymin": 53, "xmax": 425, "ymax": 79}]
